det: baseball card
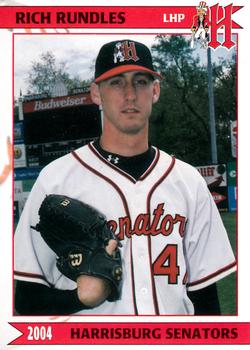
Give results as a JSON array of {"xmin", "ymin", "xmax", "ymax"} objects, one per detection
[{"xmin": 0, "ymin": 0, "xmax": 249, "ymax": 348}]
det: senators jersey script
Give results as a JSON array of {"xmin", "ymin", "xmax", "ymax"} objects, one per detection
[{"xmin": 14, "ymin": 142, "xmax": 236, "ymax": 315}]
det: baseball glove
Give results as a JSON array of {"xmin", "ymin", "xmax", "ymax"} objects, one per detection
[{"xmin": 32, "ymin": 194, "xmax": 122, "ymax": 302}]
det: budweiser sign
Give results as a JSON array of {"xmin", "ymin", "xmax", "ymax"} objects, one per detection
[{"xmin": 23, "ymin": 93, "xmax": 93, "ymax": 113}]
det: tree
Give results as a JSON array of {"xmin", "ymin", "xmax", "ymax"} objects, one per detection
[
  {"xmin": 149, "ymin": 35, "xmax": 236, "ymax": 165},
  {"xmin": 213, "ymin": 54, "xmax": 236, "ymax": 163},
  {"xmin": 27, "ymin": 51, "xmax": 66, "ymax": 94},
  {"xmin": 26, "ymin": 51, "xmax": 90, "ymax": 95}
]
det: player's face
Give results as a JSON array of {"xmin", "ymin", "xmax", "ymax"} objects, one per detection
[{"xmin": 91, "ymin": 71, "xmax": 160, "ymax": 135}]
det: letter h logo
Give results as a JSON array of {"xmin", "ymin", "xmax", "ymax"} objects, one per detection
[
  {"xmin": 209, "ymin": 3, "xmax": 235, "ymax": 49},
  {"xmin": 122, "ymin": 41, "xmax": 139, "ymax": 62}
]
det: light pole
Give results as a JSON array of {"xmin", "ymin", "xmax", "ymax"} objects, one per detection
[{"xmin": 207, "ymin": 47, "xmax": 218, "ymax": 164}]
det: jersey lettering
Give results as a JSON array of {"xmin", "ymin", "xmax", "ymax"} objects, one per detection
[{"xmin": 108, "ymin": 203, "xmax": 187, "ymax": 240}]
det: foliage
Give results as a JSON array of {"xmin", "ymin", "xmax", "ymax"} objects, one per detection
[
  {"xmin": 26, "ymin": 38, "xmax": 236, "ymax": 166},
  {"xmin": 26, "ymin": 51, "xmax": 90, "ymax": 95},
  {"xmin": 14, "ymin": 98, "xmax": 19, "ymax": 123},
  {"xmin": 149, "ymin": 35, "xmax": 236, "ymax": 166}
]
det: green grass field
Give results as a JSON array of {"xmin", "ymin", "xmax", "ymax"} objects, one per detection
[{"xmin": 217, "ymin": 212, "xmax": 237, "ymax": 315}]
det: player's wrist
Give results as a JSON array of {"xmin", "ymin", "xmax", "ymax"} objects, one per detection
[{"xmin": 70, "ymin": 288, "xmax": 93, "ymax": 310}]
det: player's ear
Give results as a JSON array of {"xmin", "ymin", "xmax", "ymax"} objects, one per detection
[
  {"xmin": 152, "ymin": 80, "xmax": 160, "ymax": 104},
  {"xmin": 90, "ymin": 82, "xmax": 102, "ymax": 106}
]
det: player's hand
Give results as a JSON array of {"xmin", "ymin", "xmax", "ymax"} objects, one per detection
[{"xmin": 76, "ymin": 239, "xmax": 118, "ymax": 307}]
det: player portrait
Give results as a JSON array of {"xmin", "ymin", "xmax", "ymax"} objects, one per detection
[{"xmin": 13, "ymin": 32, "xmax": 237, "ymax": 317}]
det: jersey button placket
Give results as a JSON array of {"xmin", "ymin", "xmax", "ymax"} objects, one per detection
[
  {"xmin": 127, "ymin": 186, "xmax": 155, "ymax": 315},
  {"xmin": 141, "ymin": 287, "xmax": 148, "ymax": 295}
]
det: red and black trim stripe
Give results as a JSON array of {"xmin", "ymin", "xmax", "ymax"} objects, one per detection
[
  {"xmin": 139, "ymin": 148, "xmax": 160, "ymax": 181},
  {"xmin": 88, "ymin": 143, "xmax": 136, "ymax": 183},
  {"xmin": 72, "ymin": 150, "xmax": 138, "ymax": 315},
  {"xmin": 187, "ymin": 261, "xmax": 237, "ymax": 289},
  {"xmin": 88, "ymin": 142, "xmax": 160, "ymax": 184},
  {"xmin": 14, "ymin": 270, "xmax": 53, "ymax": 287},
  {"xmin": 146, "ymin": 156, "xmax": 176, "ymax": 315}
]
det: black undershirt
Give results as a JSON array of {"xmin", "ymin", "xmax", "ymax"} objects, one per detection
[
  {"xmin": 15, "ymin": 142, "xmax": 221, "ymax": 315},
  {"xmin": 92, "ymin": 139, "xmax": 156, "ymax": 180}
]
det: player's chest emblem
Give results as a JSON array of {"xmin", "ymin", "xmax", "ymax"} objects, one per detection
[{"xmin": 108, "ymin": 203, "xmax": 187, "ymax": 241}]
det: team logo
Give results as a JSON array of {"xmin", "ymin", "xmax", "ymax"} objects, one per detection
[
  {"xmin": 113, "ymin": 41, "xmax": 139, "ymax": 64},
  {"xmin": 191, "ymin": 2, "xmax": 239, "ymax": 49},
  {"xmin": 191, "ymin": 1, "xmax": 209, "ymax": 49},
  {"xmin": 108, "ymin": 203, "xmax": 187, "ymax": 241},
  {"xmin": 209, "ymin": 3, "xmax": 237, "ymax": 49}
]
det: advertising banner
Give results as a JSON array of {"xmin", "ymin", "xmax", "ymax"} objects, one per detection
[
  {"xmin": 228, "ymin": 161, "xmax": 237, "ymax": 187},
  {"xmin": 228, "ymin": 186, "xmax": 237, "ymax": 212},
  {"xmin": 196, "ymin": 164, "xmax": 227, "ymax": 188},
  {"xmin": 14, "ymin": 143, "xmax": 26, "ymax": 168},
  {"xmin": 14, "ymin": 122, "xmax": 24, "ymax": 143}
]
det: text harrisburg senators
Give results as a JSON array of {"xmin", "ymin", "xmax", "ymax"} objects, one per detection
[{"xmin": 70, "ymin": 327, "xmax": 238, "ymax": 340}]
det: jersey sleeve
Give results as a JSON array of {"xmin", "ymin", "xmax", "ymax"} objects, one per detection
[{"xmin": 184, "ymin": 176, "xmax": 236, "ymax": 292}]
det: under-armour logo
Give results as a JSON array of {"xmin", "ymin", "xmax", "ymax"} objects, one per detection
[{"xmin": 107, "ymin": 155, "xmax": 119, "ymax": 164}]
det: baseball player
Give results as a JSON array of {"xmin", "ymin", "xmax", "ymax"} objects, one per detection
[{"xmin": 14, "ymin": 39, "xmax": 236, "ymax": 315}]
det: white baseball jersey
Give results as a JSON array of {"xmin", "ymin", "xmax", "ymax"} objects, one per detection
[{"xmin": 14, "ymin": 142, "xmax": 236, "ymax": 315}]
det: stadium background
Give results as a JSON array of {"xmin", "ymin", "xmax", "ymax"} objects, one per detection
[{"xmin": 13, "ymin": 85, "xmax": 237, "ymax": 314}]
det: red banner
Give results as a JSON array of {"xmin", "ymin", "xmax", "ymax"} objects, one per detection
[
  {"xmin": 0, "ymin": 6, "xmax": 242, "ymax": 29},
  {"xmin": 9, "ymin": 322, "xmax": 250, "ymax": 345}
]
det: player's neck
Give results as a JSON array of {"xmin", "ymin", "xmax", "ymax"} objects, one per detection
[{"xmin": 100, "ymin": 129, "xmax": 149, "ymax": 157}]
